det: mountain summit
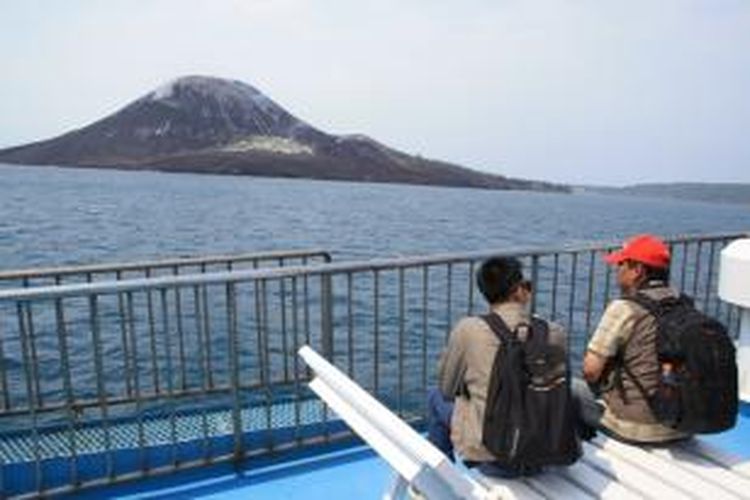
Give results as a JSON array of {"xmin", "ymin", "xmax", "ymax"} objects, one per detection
[
  {"xmin": 0, "ymin": 76, "xmax": 567, "ymax": 192},
  {"xmin": 1, "ymin": 76, "xmax": 321, "ymax": 163}
]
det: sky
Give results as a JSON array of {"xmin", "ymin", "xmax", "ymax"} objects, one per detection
[{"xmin": 1, "ymin": 0, "xmax": 749, "ymax": 186}]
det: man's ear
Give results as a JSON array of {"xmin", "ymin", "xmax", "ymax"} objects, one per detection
[
  {"xmin": 510, "ymin": 284, "xmax": 530, "ymax": 304},
  {"xmin": 634, "ymin": 262, "xmax": 648, "ymax": 279}
]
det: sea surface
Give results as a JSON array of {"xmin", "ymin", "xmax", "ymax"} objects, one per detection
[
  {"xmin": 1, "ymin": 164, "xmax": 748, "ymax": 268},
  {"xmin": 0, "ymin": 163, "xmax": 748, "ymax": 421}
]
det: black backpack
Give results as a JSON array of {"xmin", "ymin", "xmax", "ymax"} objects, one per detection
[
  {"xmin": 481, "ymin": 314, "xmax": 581, "ymax": 468},
  {"xmin": 621, "ymin": 293, "xmax": 738, "ymax": 434}
]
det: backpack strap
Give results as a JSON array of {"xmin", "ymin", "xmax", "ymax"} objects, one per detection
[
  {"xmin": 529, "ymin": 317, "xmax": 549, "ymax": 345},
  {"xmin": 623, "ymin": 293, "xmax": 660, "ymax": 316},
  {"xmin": 481, "ymin": 313, "xmax": 548, "ymax": 344},
  {"xmin": 610, "ymin": 294, "xmax": 661, "ymax": 405},
  {"xmin": 607, "ymin": 289, "xmax": 689, "ymax": 406},
  {"xmin": 615, "ymin": 291, "xmax": 697, "ymax": 404},
  {"xmin": 626, "ymin": 292, "xmax": 694, "ymax": 317},
  {"xmin": 618, "ymin": 353, "xmax": 652, "ymax": 405},
  {"xmin": 481, "ymin": 313, "xmax": 514, "ymax": 344}
]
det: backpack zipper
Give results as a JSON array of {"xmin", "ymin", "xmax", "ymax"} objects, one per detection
[{"xmin": 510, "ymin": 427, "xmax": 521, "ymax": 458}]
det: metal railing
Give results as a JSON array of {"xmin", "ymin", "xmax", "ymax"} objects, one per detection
[
  {"xmin": 0, "ymin": 232, "xmax": 745, "ymax": 498},
  {"xmin": 0, "ymin": 248, "xmax": 332, "ymax": 289}
]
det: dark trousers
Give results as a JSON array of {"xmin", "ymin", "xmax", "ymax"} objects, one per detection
[
  {"xmin": 426, "ymin": 387, "xmax": 455, "ymax": 462},
  {"xmin": 571, "ymin": 377, "xmax": 605, "ymax": 428}
]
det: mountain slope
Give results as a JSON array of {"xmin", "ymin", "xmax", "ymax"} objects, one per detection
[{"xmin": 0, "ymin": 76, "xmax": 568, "ymax": 192}]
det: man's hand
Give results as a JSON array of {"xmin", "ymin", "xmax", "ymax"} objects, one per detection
[{"xmin": 582, "ymin": 350, "xmax": 608, "ymax": 384}]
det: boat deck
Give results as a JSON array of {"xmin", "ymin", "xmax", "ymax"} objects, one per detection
[{"xmin": 59, "ymin": 404, "xmax": 750, "ymax": 499}]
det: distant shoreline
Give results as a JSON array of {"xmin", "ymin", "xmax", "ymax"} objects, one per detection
[
  {"xmin": 581, "ymin": 183, "xmax": 750, "ymax": 206},
  {"xmin": 0, "ymin": 161, "xmax": 572, "ymax": 194}
]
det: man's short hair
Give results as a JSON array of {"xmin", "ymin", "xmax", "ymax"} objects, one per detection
[
  {"xmin": 477, "ymin": 256, "xmax": 524, "ymax": 304},
  {"xmin": 622, "ymin": 259, "xmax": 671, "ymax": 283},
  {"xmin": 643, "ymin": 263, "xmax": 670, "ymax": 283}
]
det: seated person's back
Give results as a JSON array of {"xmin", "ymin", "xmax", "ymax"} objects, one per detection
[
  {"xmin": 433, "ymin": 256, "xmax": 569, "ymax": 466},
  {"xmin": 583, "ymin": 234, "xmax": 688, "ymax": 443}
]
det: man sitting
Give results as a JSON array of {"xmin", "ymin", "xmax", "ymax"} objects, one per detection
[
  {"xmin": 427, "ymin": 256, "xmax": 569, "ymax": 475},
  {"xmin": 581, "ymin": 234, "xmax": 689, "ymax": 444}
]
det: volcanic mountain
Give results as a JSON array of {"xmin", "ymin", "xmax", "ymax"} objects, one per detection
[{"xmin": 0, "ymin": 76, "xmax": 567, "ymax": 192}]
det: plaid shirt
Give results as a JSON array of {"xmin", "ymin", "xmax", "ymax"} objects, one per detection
[
  {"xmin": 587, "ymin": 289, "xmax": 688, "ymax": 443},
  {"xmin": 588, "ymin": 299, "xmax": 641, "ymax": 358}
]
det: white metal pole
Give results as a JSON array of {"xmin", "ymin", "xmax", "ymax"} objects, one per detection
[{"xmin": 738, "ymin": 308, "xmax": 750, "ymax": 402}]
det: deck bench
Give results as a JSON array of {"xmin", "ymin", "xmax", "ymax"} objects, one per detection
[{"xmin": 298, "ymin": 345, "xmax": 750, "ymax": 499}]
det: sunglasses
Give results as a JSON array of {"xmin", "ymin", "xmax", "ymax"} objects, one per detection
[{"xmin": 516, "ymin": 279, "xmax": 533, "ymax": 292}]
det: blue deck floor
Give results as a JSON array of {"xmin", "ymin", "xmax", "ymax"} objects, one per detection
[
  {"xmin": 699, "ymin": 405, "xmax": 750, "ymax": 458},
  {"xmin": 69, "ymin": 404, "xmax": 750, "ymax": 499},
  {"xmin": 70, "ymin": 445, "xmax": 391, "ymax": 500}
]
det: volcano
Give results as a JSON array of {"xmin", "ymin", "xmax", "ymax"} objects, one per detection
[{"xmin": 0, "ymin": 76, "xmax": 567, "ymax": 192}]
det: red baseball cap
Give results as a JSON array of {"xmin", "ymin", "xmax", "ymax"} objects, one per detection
[{"xmin": 604, "ymin": 234, "xmax": 671, "ymax": 269}]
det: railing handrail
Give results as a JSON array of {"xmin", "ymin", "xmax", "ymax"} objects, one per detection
[
  {"xmin": 0, "ymin": 248, "xmax": 332, "ymax": 281},
  {"xmin": 0, "ymin": 232, "xmax": 746, "ymax": 302}
]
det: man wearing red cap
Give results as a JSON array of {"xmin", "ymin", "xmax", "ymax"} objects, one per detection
[{"xmin": 580, "ymin": 234, "xmax": 689, "ymax": 443}]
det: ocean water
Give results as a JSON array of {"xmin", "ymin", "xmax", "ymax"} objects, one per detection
[
  {"xmin": 0, "ymin": 164, "xmax": 748, "ymax": 269},
  {"xmin": 1, "ymin": 163, "xmax": 749, "ymax": 496},
  {"xmin": 0, "ymin": 163, "xmax": 748, "ymax": 420}
]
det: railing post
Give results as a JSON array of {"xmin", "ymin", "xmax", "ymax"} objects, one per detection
[
  {"xmin": 55, "ymin": 298, "xmax": 79, "ymax": 486},
  {"xmin": 320, "ymin": 273, "xmax": 334, "ymax": 360},
  {"xmin": 89, "ymin": 294, "xmax": 114, "ymax": 480},
  {"xmin": 737, "ymin": 309, "xmax": 750, "ymax": 401},
  {"xmin": 0, "ymin": 312, "xmax": 9, "ymax": 411},
  {"xmin": 0, "ymin": 310, "xmax": 4, "ymax": 488},
  {"xmin": 226, "ymin": 282, "xmax": 244, "ymax": 462},
  {"xmin": 17, "ymin": 302, "xmax": 42, "ymax": 493},
  {"xmin": 530, "ymin": 255, "xmax": 539, "ymax": 315},
  {"xmin": 568, "ymin": 252, "xmax": 579, "ymax": 334}
]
